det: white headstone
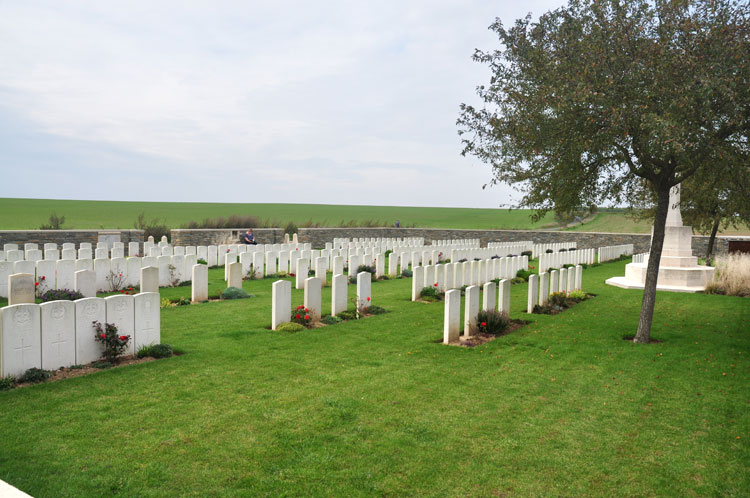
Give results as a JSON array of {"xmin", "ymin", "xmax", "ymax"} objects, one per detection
[
  {"xmin": 157, "ymin": 255, "xmax": 171, "ymax": 287},
  {"xmin": 443, "ymin": 289, "xmax": 461, "ymax": 344},
  {"xmin": 0, "ymin": 262, "xmax": 11, "ymax": 298},
  {"xmin": 191, "ymin": 264, "xmax": 208, "ymax": 303},
  {"xmin": 95, "ymin": 248, "xmax": 108, "ymax": 259},
  {"xmin": 78, "ymin": 248, "xmax": 93, "ymax": 260},
  {"xmin": 575, "ymin": 265, "xmax": 583, "ymax": 290},
  {"xmin": 94, "ymin": 258, "xmax": 111, "ymax": 292},
  {"xmin": 14, "ymin": 260, "xmax": 35, "ymax": 278},
  {"xmin": 26, "ymin": 249, "xmax": 43, "ymax": 262},
  {"xmin": 482, "ymin": 281, "xmax": 496, "ymax": 312},
  {"xmin": 207, "ymin": 246, "xmax": 218, "ymax": 267},
  {"xmin": 331, "ymin": 274, "xmax": 347, "ymax": 316},
  {"xmin": 40, "ymin": 300, "xmax": 76, "ymax": 370},
  {"xmin": 498, "ymin": 279, "xmax": 510, "ymax": 314},
  {"xmin": 539, "ymin": 272, "xmax": 549, "ymax": 306},
  {"xmin": 271, "ymin": 280, "xmax": 292, "ymax": 330},
  {"xmin": 126, "ymin": 257, "xmax": 142, "ymax": 288},
  {"xmin": 140, "ymin": 266, "xmax": 159, "ymax": 293},
  {"xmin": 9, "ymin": 273, "xmax": 35, "ymax": 306},
  {"xmin": 128, "ymin": 242, "xmax": 140, "ymax": 257},
  {"xmin": 0, "ymin": 303, "xmax": 41, "ymax": 376},
  {"xmin": 106, "ymin": 294, "xmax": 135, "ymax": 356},
  {"xmin": 75, "ymin": 269, "xmax": 96, "ymax": 298},
  {"xmin": 296, "ymin": 259, "xmax": 309, "ymax": 290},
  {"xmin": 464, "ymin": 285, "xmax": 479, "ymax": 337},
  {"xmin": 332, "ymin": 256, "xmax": 344, "ymax": 276},
  {"xmin": 134, "ymin": 292, "xmax": 160, "ymax": 350},
  {"xmin": 44, "ymin": 249, "xmax": 60, "ymax": 261},
  {"xmin": 75, "ymin": 297, "xmax": 106, "ymax": 365},
  {"xmin": 227, "ymin": 262, "xmax": 243, "ymax": 289},
  {"xmin": 252, "ymin": 251, "xmax": 264, "ymax": 279},
  {"xmin": 527, "ymin": 274, "xmax": 538, "ymax": 313},
  {"xmin": 357, "ymin": 272, "xmax": 372, "ymax": 310},
  {"xmin": 304, "ymin": 277, "xmax": 322, "ymax": 320},
  {"xmin": 412, "ymin": 266, "xmax": 424, "ymax": 302},
  {"xmin": 61, "ymin": 249, "xmax": 76, "ymax": 260},
  {"xmin": 36, "ymin": 260, "xmax": 56, "ymax": 291}
]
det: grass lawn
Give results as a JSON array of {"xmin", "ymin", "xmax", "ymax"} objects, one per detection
[
  {"xmin": 0, "ymin": 198, "xmax": 558, "ymax": 231},
  {"xmin": 0, "ymin": 260, "xmax": 747, "ymax": 497}
]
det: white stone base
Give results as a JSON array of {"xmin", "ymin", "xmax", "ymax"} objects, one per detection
[{"xmin": 605, "ymin": 276, "xmax": 707, "ymax": 293}]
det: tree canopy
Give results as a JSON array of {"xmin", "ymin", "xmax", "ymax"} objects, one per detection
[{"xmin": 459, "ymin": 0, "xmax": 749, "ymax": 342}]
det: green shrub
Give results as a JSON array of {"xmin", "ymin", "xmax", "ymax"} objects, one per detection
[
  {"xmin": 39, "ymin": 289, "xmax": 84, "ymax": 302},
  {"xmin": 511, "ymin": 277, "xmax": 526, "ymax": 285},
  {"xmin": 94, "ymin": 321, "xmax": 131, "ymax": 363},
  {"xmin": 197, "ymin": 258, "xmax": 208, "ymax": 265},
  {"xmin": 91, "ymin": 361, "xmax": 113, "ymax": 369},
  {"xmin": 401, "ymin": 269, "xmax": 413, "ymax": 278},
  {"xmin": 39, "ymin": 212, "xmax": 65, "ymax": 230},
  {"xmin": 0, "ymin": 375, "xmax": 17, "ymax": 391},
  {"xmin": 356, "ymin": 264, "xmax": 375, "ymax": 275},
  {"xmin": 546, "ymin": 249, "xmax": 554, "ymax": 254},
  {"xmin": 284, "ymin": 221, "xmax": 298, "ymax": 236},
  {"xmin": 291, "ymin": 305, "xmax": 313, "ymax": 327},
  {"xmin": 19, "ymin": 367, "xmax": 53, "ymax": 384},
  {"xmin": 521, "ymin": 250, "xmax": 532, "ymax": 257},
  {"xmin": 420, "ymin": 286, "xmax": 440, "ymax": 299},
  {"xmin": 475, "ymin": 310, "xmax": 511, "ymax": 336},
  {"xmin": 133, "ymin": 212, "xmax": 169, "ymax": 241},
  {"xmin": 138, "ymin": 344, "xmax": 174, "ymax": 359},
  {"xmin": 160, "ymin": 297, "xmax": 172, "ymax": 309},
  {"xmin": 549, "ymin": 291, "xmax": 569, "ymax": 308},
  {"xmin": 276, "ymin": 322, "xmax": 305, "ymax": 333},
  {"xmin": 320, "ymin": 315, "xmax": 342, "ymax": 325},
  {"xmin": 176, "ymin": 297, "xmax": 191, "ymax": 306},
  {"xmin": 363, "ymin": 305, "xmax": 386, "ymax": 315},
  {"xmin": 221, "ymin": 287, "xmax": 250, "ymax": 300},
  {"xmin": 568, "ymin": 290, "xmax": 587, "ymax": 301},
  {"xmin": 337, "ymin": 310, "xmax": 358, "ymax": 321},
  {"xmin": 516, "ymin": 269, "xmax": 532, "ymax": 281}
]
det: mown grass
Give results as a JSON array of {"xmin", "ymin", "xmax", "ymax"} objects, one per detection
[
  {"xmin": 0, "ymin": 198, "xmax": 560, "ymax": 230},
  {"xmin": 0, "ymin": 260, "xmax": 747, "ymax": 497},
  {"xmin": 565, "ymin": 211, "xmax": 750, "ymax": 235}
]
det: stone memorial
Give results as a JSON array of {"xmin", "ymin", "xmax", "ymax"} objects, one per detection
[
  {"xmin": 227, "ymin": 262, "xmax": 243, "ymax": 289},
  {"xmin": 106, "ymin": 295, "xmax": 135, "ymax": 355},
  {"xmin": 304, "ymin": 277, "xmax": 322, "ymax": 320},
  {"xmin": 140, "ymin": 266, "xmax": 159, "ymax": 293},
  {"xmin": 75, "ymin": 269, "xmax": 96, "ymax": 298},
  {"xmin": 482, "ymin": 282, "xmax": 496, "ymax": 312},
  {"xmin": 412, "ymin": 266, "xmax": 424, "ymax": 302},
  {"xmin": 331, "ymin": 274, "xmax": 347, "ymax": 316},
  {"xmin": 443, "ymin": 289, "xmax": 461, "ymax": 344},
  {"xmin": 94, "ymin": 258, "xmax": 110, "ymax": 291},
  {"xmin": 192, "ymin": 264, "xmax": 208, "ymax": 303},
  {"xmin": 40, "ymin": 300, "xmax": 76, "ymax": 371},
  {"xmin": 357, "ymin": 272, "xmax": 372, "ymax": 309},
  {"xmin": 463, "ymin": 285, "xmax": 479, "ymax": 337},
  {"xmin": 8, "ymin": 273, "xmax": 34, "ymax": 306},
  {"xmin": 75, "ymin": 297, "xmax": 105, "ymax": 365},
  {"xmin": 498, "ymin": 279, "xmax": 510, "ymax": 314},
  {"xmin": 527, "ymin": 274, "xmax": 538, "ymax": 313},
  {"xmin": 296, "ymin": 259, "xmax": 309, "ymax": 290}
]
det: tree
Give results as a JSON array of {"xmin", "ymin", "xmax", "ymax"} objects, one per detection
[{"xmin": 458, "ymin": 0, "xmax": 749, "ymax": 343}]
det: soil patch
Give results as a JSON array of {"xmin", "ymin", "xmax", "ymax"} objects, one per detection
[{"xmin": 444, "ymin": 319, "xmax": 531, "ymax": 347}]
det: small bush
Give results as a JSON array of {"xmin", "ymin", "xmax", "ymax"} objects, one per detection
[
  {"xmin": 362, "ymin": 305, "xmax": 386, "ymax": 315},
  {"xmin": 533, "ymin": 304, "xmax": 553, "ymax": 314},
  {"xmin": 337, "ymin": 310, "xmax": 358, "ymax": 321},
  {"xmin": 133, "ymin": 212, "xmax": 169, "ymax": 241},
  {"xmin": 39, "ymin": 289, "xmax": 84, "ymax": 302},
  {"xmin": 511, "ymin": 277, "xmax": 526, "ymax": 285},
  {"xmin": 549, "ymin": 291, "xmax": 569, "ymax": 308},
  {"xmin": 284, "ymin": 221, "xmax": 298, "ymax": 236},
  {"xmin": 401, "ymin": 269, "xmax": 413, "ymax": 278},
  {"xmin": 559, "ymin": 248, "xmax": 567, "ymax": 252},
  {"xmin": 356, "ymin": 264, "xmax": 376, "ymax": 275},
  {"xmin": 221, "ymin": 287, "xmax": 250, "ymax": 300},
  {"xmin": 419, "ymin": 286, "xmax": 441, "ymax": 301},
  {"xmin": 545, "ymin": 249, "xmax": 554, "ymax": 254},
  {"xmin": 568, "ymin": 290, "xmax": 587, "ymax": 301},
  {"xmin": 320, "ymin": 315, "xmax": 342, "ymax": 325},
  {"xmin": 160, "ymin": 297, "xmax": 172, "ymax": 309},
  {"xmin": 19, "ymin": 368, "xmax": 53, "ymax": 384},
  {"xmin": 458, "ymin": 258, "xmax": 468, "ymax": 263},
  {"xmin": 176, "ymin": 297, "xmax": 191, "ymax": 306},
  {"xmin": 197, "ymin": 258, "xmax": 208, "ymax": 265},
  {"xmin": 0, "ymin": 375, "xmax": 17, "ymax": 391},
  {"xmin": 277, "ymin": 322, "xmax": 305, "ymax": 333},
  {"xmin": 291, "ymin": 305, "xmax": 313, "ymax": 326},
  {"xmin": 93, "ymin": 321, "xmax": 131, "ymax": 363},
  {"xmin": 137, "ymin": 343, "xmax": 173, "ymax": 359},
  {"xmin": 569, "ymin": 247, "xmax": 576, "ymax": 251},
  {"xmin": 521, "ymin": 251, "xmax": 532, "ymax": 257},
  {"xmin": 475, "ymin": 310, "xmax": 511, "ymax": 336},
  {"xmin": 516, "ymin": 269, "xmax": 532, "ymax": 281},
  {"xmin": 91, "ymin": 361, "xmax": 113, "ymax": 369},
  {"xmin": 40, "ymin": 212, "xmax": 65, "ymax": 230}
]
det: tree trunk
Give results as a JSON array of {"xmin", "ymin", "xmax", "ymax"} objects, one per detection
[
  {"xmin": 633, "ymin": 187, "xmax": 671, "ymax": 344},
  {"xmin": 705, "ymin": 217, "xmax": 720, "ymax": 265}
]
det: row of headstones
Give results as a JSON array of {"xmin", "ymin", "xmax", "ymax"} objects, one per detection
[
  {"xmin": 410, "ymin": 256, "xmax": 529, "ymax": 299},
  {"xmin": 449, "ymin": 245, "xmax": 532, "ymax": 262},
  {"xmin": 0, "ymin": 292, "xmax": 160, "ymax": 377},
  {"xmin": 145, "ymin": 242, "xmax": 313, "ymax": 263},
  {"xmin": 270, "ymin": 272, "xmax": 373, "ymax": 330},
  {"xmin": 0, "ymin": 253, "xmax": 203, "ymax": 297},
  {"xmin": 632, "ymin": 253, "xmax": 648, "ymax": 264},
  {"xmin": 527, "ymin": 266, "xmax": 583, "ymax": 312},
  {"xmin": 0, "ymin": 242, "xmax": 130, "ymax": 263},
  {"xmin": 333, "ymin": 237, "xmax": 423, "ymax": 247},
  {"xmin": 538, "ymin": 249, "xmax": 596, "ymax": 272},
  {"xmin": 487, "ymin": 241, "xmax": 534, "ymax": 251},
  {"xmin": 443, "ymin": 280, "xmax": 513, "ymax": 343},
  {"xmin": 432, "ymin": 239, "xmax": 481, "ymax": 247},
  {"xmin": 532, "ymin": 242, "xmax": 578, "ymax": 258},
  {"xmin": 597, "ymin": 244, "xmax": 634, "ymax": 263}
]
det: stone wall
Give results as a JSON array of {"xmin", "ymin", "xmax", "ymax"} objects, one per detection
[
  {"xmin": 0, "ymin": 230, "xmax": 144, "ymax": 247},
  {"xmin": 170, "ymin": 227, "xmax": 742, "ymax": 255}
]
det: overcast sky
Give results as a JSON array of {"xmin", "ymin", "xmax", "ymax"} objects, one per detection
[{"xmin": 0, "ymin": 0, "xmax": 565, "ymax": 208}]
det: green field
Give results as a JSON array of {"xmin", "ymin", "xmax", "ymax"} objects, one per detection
[
  {"xmin": 566, "ymin": 211, "xmax": 750, "ymax": 235},
  {"xmin": 1, "ymin": 260, "xmax": 747, "ymax": 497},
  {"xmin": 0, "ymin": 198, "xmax": 559, "ymax": 231}
]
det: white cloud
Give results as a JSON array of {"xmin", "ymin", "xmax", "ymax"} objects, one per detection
[{"xmin": 0, "ymin": 0, "xmax": 565, "ymax": 207}]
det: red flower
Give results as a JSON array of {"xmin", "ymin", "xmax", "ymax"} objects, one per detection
[
  {"xmin": 41, "ymin": 276, "xmax": 45, "ymax": 280},
  {"xmin": 35, "ymin": 282, "xmax": 39, "ymax": 286},
  {"xmin": 295, "ymin": 314, "xmax": 301, "ymax": 319},
  {"xmin": 433, "ymin": 283, "xmax": 438, "ymax": 287},
  {"xmin": 304, "ymin": 315, "xmax": 310, "ymax": 320},
  {"xmin": 120, "ymin": 290, "xmax": 125, "ymax": 293},
  {"xmin": 366, "ymin": 297, "xmax": 370, "ymax": 301},
  {"xmin": 481, "ymin": 322, "xmax": 486, "ymax": 327},
  {"xmin": 100, "ymin": 333, "xmax": 106, "ymax": 339},
  {"xmin": 119, "ymin": 335, "xmax": 127, "ymax": 341},
  {"xmin": 304, "ymin": 308, "xmax": 309, "ymax": 312}
]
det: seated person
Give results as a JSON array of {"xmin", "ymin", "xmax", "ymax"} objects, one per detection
[{"xmin": 242, "ymin": 229, "xmax": 257, "ymax": 245}]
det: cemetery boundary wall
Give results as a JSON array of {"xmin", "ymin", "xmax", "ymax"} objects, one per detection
[
  {"xmin": 0, "ymin": 230, "xmax": 143, "ymax": 247},
  {"xmin": 170, "ymin": 228, "xmax": 740, "ymax": 255}
]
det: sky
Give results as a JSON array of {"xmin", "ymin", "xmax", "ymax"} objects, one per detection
[{"xmin": 0, "ymin": 0, "xmax": 565, "ymax": 208}]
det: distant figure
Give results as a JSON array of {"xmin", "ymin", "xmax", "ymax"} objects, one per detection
[
  {"xmin": 395, "ymin": 220, "xmax": 401, "ymax": 228},
  {"xmin": 242, "ymin": 229, "xmax": 257, "ymax": 245}
]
